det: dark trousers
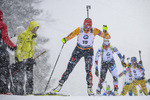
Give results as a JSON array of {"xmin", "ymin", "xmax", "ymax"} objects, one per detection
[
  {"xmin": 98, "ymin": 63, "xmax": 118, "ymax": 91},
  {"xmin": 59, "ymin": 46, "xmax": 93, "ymax": 87},
  {"xmin": 12, "ymin": 64, "xmax": 25, "ymax": 95},
  {"xmin": 26, "ymin": 63, "xmax": 34, "ymax": 94},
  {"xmin": 0, "ymin": 48, "xmax": 10, "ymax": 94},
  {"xmin": 12, "ymin": 59, "xmax": 34, "ymax": 95}
]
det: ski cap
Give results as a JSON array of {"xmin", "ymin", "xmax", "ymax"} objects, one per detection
[
  {"xmin": 0, "ymin": 10, "xmax": 3, "ymax": 21},
  {"xmin": 106, "ymin": 85, "xmax": 110, "ymax": 92},
  {"xmin": 103, "ymin": 39, "xmax": 110, "ymax": 46},
  {"xmin": 131, "ymin": 57, "xmax": 137, "ymax": 62},
  {"xmin": 84, "ymin": 18, "xmax": 92, "ymax": 26}
]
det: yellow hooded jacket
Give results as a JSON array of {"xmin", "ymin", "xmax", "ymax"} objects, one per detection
[{"xmin": 15, "ymin": 21, "xmax": 39, "ymax": 62}]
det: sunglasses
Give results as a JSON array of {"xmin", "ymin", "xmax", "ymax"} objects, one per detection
[
  {"xmin": 104, "ymin": 45, "xmax": 110, "ymax": 48},
  {"xmin": 84, "ymin": 26, "xmax": 92, "ymax": 29}
]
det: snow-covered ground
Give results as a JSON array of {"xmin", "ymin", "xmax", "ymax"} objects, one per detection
[
  {"xmin": 1, "ymin": 0, "xmax": 150, "ymax": 100},
  {"xmin": 1, "ymin": 95, "xmax": 150, "ymax": 100}
]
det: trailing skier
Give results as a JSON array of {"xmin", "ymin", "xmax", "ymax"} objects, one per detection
[
  {"xmin": 95, "ymin": 39, "xmax": 124, "ymax": 96},
  {"xmin": 121, "ymin": 57, "xmax": 148, "ymax": 96},
  {"xmin": 119, "ymin": 66, "xmax": 137, "ymax": 96},
  {"xmin": 102, "ymin": 85, "xmax": 115, "ymax": 96},
  {"xmin": 0, "ymin": 10, "xmax": 17, "ymax": 95},
  {"xmin": 50, "ymin": 18, "xmax": 111, "ymax": 96}
]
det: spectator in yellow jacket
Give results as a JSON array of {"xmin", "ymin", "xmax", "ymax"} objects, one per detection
[{"xmin": 13, "ymin": 21, "xmax": 39, "ymax": 95}]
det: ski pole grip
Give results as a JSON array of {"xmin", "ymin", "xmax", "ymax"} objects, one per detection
[
  {"xmin": 139, "ymin": 50, "xmax": 141, "ymax": 54},
  {"xmin": 139, "ymin": 50, "xmax": 142, "ymax": 61}
]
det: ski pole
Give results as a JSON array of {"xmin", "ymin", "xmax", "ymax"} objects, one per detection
[
  {"xmin": 97, "ymin": 25, "xmax": 107, "ymax": 95},
  {"xmin": 122, "ymin": 55, "xmax": 125, "ymax": 88},
  {"xmin": 139, "ymin": 50, "xmax": 142, "ymax": 61},
  {"xmin": 139, "ymin": 50, "xmax": 143, "ymax": 66},
  {"xmin": 13, "ymin": 51, "xmax": 47, "ymax": 75},
  {"xmin": 97, "ymin": 77, "xmax": 107, "ymax": 94},
  {"xmin": 8, "ymin": 65, "xmax": 16, "ymax": 95},
  {"xmin": 33, "ymin": 51, "xmax": 47, "ymax": 60},
  {"xmin": 44, "ymin": 44, "xmax": 64, "ymax": 93},
  {"xmin": 86, "ymin": 5, "xmax": 91, "ymax": 18},
  {"xmin": 101, "ymin": 25, "xmax": 107, "ymax": 65}
]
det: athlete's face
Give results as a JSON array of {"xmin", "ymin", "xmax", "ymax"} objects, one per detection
[
  {"xmin": 84, "ymin": 25, "xmax": 92, "ymax": 33},
  {"xmin": 104, "ymin": 44, "xmax": 110, "ymax": 50},
  {"xmin": 131, "ymin": 61, "xmax": 137, "ymax": 66}
]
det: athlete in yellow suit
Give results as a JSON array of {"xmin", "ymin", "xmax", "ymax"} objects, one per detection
[
  {"xmin": 119, "ymin": 65, "xmax": 138, "ymax": 96},
  {"xmin": 121, "ymin": 57, "xmax": 148, "ymax": 96},
  {"xmin": 13, "ymin": 21, "xmax": 39, "ymax": 95}
]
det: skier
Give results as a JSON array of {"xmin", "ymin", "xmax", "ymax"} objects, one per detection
[
  {"xmin": 50, "ymin": 18, "xmax": 111, "ymax": 96},
  {"xmin": 119, "ymin": 66, "xmax": 137, "ymax": 96},
  {"xmin": 14, "ymin": 21, "xmax": 39, "ymax": 95},
  {"xmin": 0, "ymin": 10, "xmax": 17, "ymax": 94},
  {"xmin": 121, "ymin": 57, "xmax": 148, "ymax": 96},
  {"xmin": 95, "ymin": 39, "xmax": 124, "ymax": 96},
  {"xmin": 102, "ymin": 85, "xmax": 115, "ymax": 96}
]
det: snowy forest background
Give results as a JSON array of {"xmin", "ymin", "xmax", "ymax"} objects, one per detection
[
  {"xmin": 0, "ymin": 0, "xmax": 51, "ymax": 93},
  {"xmin": 1, "ymin": 0, "xmax": 150, "ymax": 100}
]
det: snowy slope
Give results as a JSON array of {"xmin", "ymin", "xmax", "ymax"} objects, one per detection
[
  {"xmin": 1, "ymin": 95, "xmax": 150, "ymax": 100},
  {"xmin": 1, "ymin": 0, "xmax": 150, "ymax": 100}
]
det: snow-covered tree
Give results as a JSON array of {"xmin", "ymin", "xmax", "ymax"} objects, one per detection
[
  {"xmin": 0, "ymin": 0, "xmax": 51, "ymax": 93},
  {"xmin": 0, "ymin": 0, "xmax": 42, "ymax": 37}
]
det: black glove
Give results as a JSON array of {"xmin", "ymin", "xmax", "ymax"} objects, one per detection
[
  {"xmin": 95, "ymin": 69, "xmax": 99, "ymax": 77},
  {"xmin": 8, "ymin": 46, "xmax": 17, "ymax": 51},
  {"xmin": 28, "ymin": 58, "xmax": 36, "ymax": 65},
  {"xmin": 32, "ymin": 35, "xmax": 37, "ymax": 39},
  {"xmin": 121, "ymin": 61, "xmax": 126, "ymax": 67},
  {"xmin": 139, "ymin": 60, "xmax": 142, "ymax": 65}
]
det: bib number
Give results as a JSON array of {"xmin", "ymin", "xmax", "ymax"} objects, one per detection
[{"xmin": 83, "ymin": 40, "xmax": 88, "ymax": 44}]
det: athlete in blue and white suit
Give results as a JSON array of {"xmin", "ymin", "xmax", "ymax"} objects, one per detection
[{"xmin": 95, "ymin": 39, "xmax": 124, "ymax": 95}]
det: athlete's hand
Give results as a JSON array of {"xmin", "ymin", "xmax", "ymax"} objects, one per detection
[
  {"xmin": 103, "ymin": 25, "xmax": 108, "ymax": 33},
  {"xmin": 61, "ymin": 38, "xmax": 67, "ymax": 44},
  {"xmin": 121, "ymin": 61, "xmax": 126, "ymax": 67}
]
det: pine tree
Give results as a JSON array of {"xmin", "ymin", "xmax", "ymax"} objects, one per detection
[{"xmin": 0, "ymin": 0, "xmax": 52, "ymax": 93}]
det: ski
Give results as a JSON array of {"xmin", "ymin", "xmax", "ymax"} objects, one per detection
[{"xmin": 33, "ymin": 93, "xmax": 70, "ymax": 96}]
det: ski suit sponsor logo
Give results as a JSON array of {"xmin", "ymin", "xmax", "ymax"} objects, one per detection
[{"xmin": 83, "ymin": 35, "xmax": 89, "ymax": 39}]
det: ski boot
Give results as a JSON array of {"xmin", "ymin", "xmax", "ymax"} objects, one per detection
[
  {"xmin": 114, "ymin": 90, "xmax": 119, "ymax": 96},
  {"xmin": 96, "ymin": 90, "xmax": 101, "ymax": 96},
  {"xmin": 114, "ymin": 85, "xmax": 119, "ymax": 96},
  {"xmin": 50, "ymin": 83, "xmax": 63, "ymax": 94},
  {"xmin": 87, "ymin": 87, "xmax": 94, "ymax": 96}
]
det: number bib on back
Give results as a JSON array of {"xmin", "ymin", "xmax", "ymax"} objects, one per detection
[{"xmin": 77, "ymin": 27, "xmax": 94, "ymax": 48}]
